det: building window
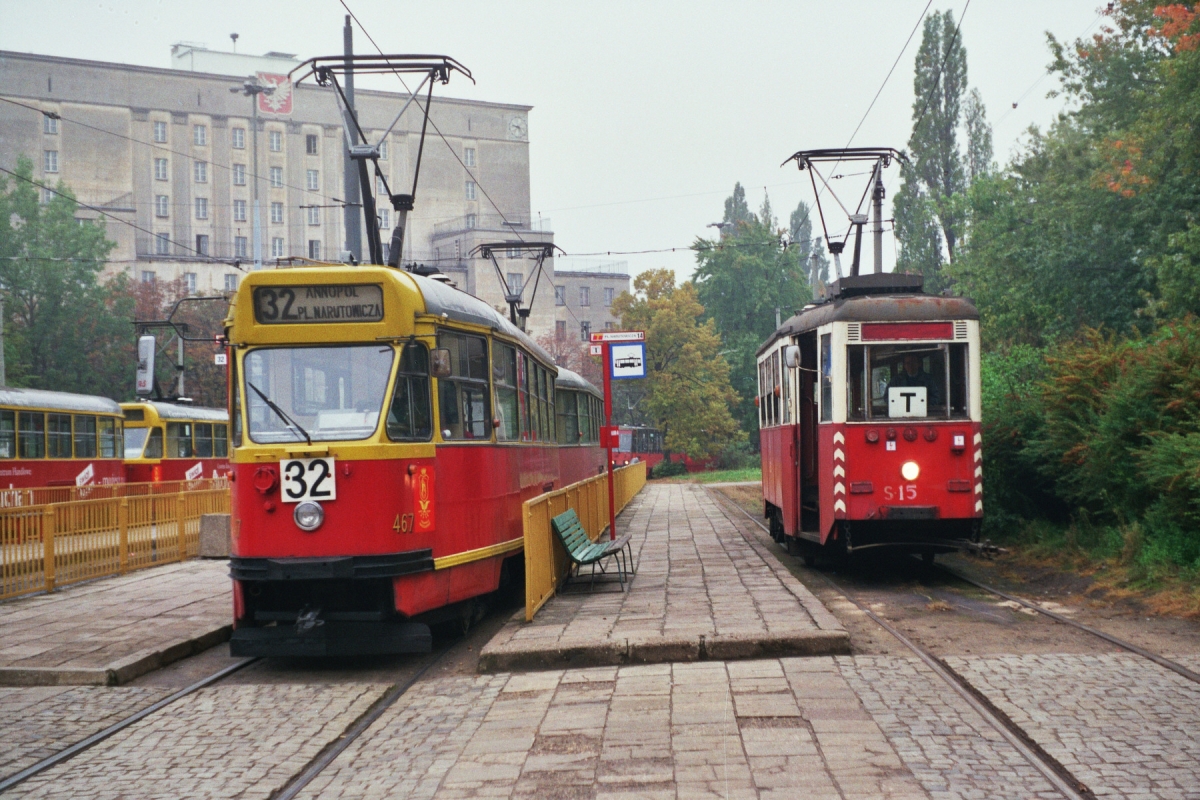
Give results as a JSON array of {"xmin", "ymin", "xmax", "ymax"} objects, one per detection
[
  {"xmin": 42, "ymin": 187, "xmax": 54, "ymax": 204},
  {"xmin": 183, "ymin": 272, "xmax": 198, "ymax": 293},
  {"xmin": 605, "ymin": 321, "xmax": 616, "ymax": 331},
  {"xmin": 155, "ymin": 233, "xmax": 170, "ymax": 255},
  {"xmin": 268, "ymin": 130, "xmax": 282, "ymax": 152},
  {"xmin": 193, "ymin": 124, "xmax": 207, "ymax": 146},
  {"xmin": 224, "ymin": 274, "xmax": 239, "ymax": 291},
  {"xmin": 232, "ymin": 127, "xmax": 245, "ymax": 149},
  {"xmin": 604, "ymin": 287, "xmax": 615, "ymax": 306},
  {"xmin": 579, "ymin": 286, "xmax": 590, "ymax": 306},
  {"xmin": 464, "ymin": 147, "xmax": 476, "ymax": 167},
  {"xmin": 269, "ymin": 166, "xmax": 283, "ymax": 188},
  {"xmin": 153, "ymin": 121, "xmax": 167, "ymax": 143},
  {"xmin": 270, "ymin": 202, "xmax": 283, "ymax": 224},
  {"xmin": 271, "ymin": 237, "xmax": 284, "ymax": 258},
  {"xmin": 465, "ymin": 181, "xmax": 476, "ymax": 200},
  {"xmin": 193, "ymin": 161, "xmax": 207, "ymax": 183},
  {"xmin": 233, "ymin": 199, "xmax": 247, "ymax": 222},
  {"xmin": 141, "ymin": 270, "xmax": 156, "ymax": 284},
  {"xmin": 154, "ymin": 195, "xmax": 169, "ymax": 217},
  {"xmin": 305, "ymin": 133, "xmax": 318, "ymax": 155},
  {"xmin": 306, "ymin": 206, "xmax": 320, "ymax": 226},
  {"xmin": 379, "ymin": 208, "xmax": 390, "ymax": 229},
  {"xmin": 465, "ymin": 214, "xmax": 476, "ymax": 229},
  {"xmin": 43, "ymin": 150, "xmax": 58, "ymax": 173},
  {"xmin": 43, "ymin": 114, "xmax": 58, "ymax": 135},
  {"xmin": 506, "ymin": 273, "xmax": 523, "ymax": 296},
  {"xmin": 556, "ymin": 320, "xmax": 566, "ymax": 339},
  {"xmin": 232, "ymin": 163, "xmax": 246, "ymax": 185},
  {"xmin": 580, "ymin": 321, "xmax": 591, "ymax": 342},
  {"xmin": 555, "ymin": 286, "xmax": 565, "ymax": 306},
  {"xmin": 195, "ymin": 235, "xmax": 209, "ymax": 256},
  {"xmin": 379, "ymin": 139, "xmax": 388, "ymax": 160},
  {"xmin": 306, "ymin": 169, "xmax": 319, "ymax": 191},
  {"xmin": 308, "ymin": 240, "xmax": 321, "ymax": 260},
  {"xmin": 154, "ymin": 158, "xmax": 168, "ymax": 181},
  {"xmin": 194, "ymin": 197, "xmax": 208, "ymax": 219},
  {"xmin": 234, "ymin": 236, "xmax": 247, "ymax": 258}
]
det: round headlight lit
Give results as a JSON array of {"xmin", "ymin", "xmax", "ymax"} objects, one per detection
[
  {"xmin": 293, "ymin": 501, "xmax": 324, "ymax": 532},
  {"xmin": 901, "ymin": 461, "xmax": 920, "ymax": 481}
]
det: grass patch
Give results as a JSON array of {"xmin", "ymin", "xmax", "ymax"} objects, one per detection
[{"xmin": 654, "ymin": 467, "xmax": 761, "ymax": 484}]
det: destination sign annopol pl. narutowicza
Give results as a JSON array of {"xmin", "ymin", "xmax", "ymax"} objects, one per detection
[{"xmin": 253, "ymin": 285, "xmax": 384, "ymax": 324}]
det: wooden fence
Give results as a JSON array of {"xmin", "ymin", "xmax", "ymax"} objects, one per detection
[
  {"xmin": 0, "ymin": 487, "xmax": 230, "ymax": 600},
  {"xmin": 523, "ymin": 461, "xmax": 647, "ymax": 621}
]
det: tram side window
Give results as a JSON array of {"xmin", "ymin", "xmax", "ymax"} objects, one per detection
[
  {"xmin": 0, "ymin": 411, "xmax": 13, "ymax": 458},
  {"xmin": 48, "ymin": 414, "xmax": 71, "ymax": 458},
  {"xmin": 493, "ymin": 344, "xmax": 519, "ymax": 442},
  {"xmin": 143, "ymin": 428, "xmax": 164, "ymax": 459},
  {"xmin": 231, "ymin": 353, "xmax": 242, "ymax": 448},
  {"xmin": 19, "ymin": 412, "xmax": 45, "ymax": 459},
  {"xmin": 438, "ymin": 332, "xmax": 490, "ymax": 440},
  {"xmin": 100, "ymin": 418, "xmax": 120, "ymax": 458},
  {"xmin": 214, "ymin": 424, "xmax": 228, "ymax": 457},
  {"xmin": 557, "ymin": 390, "xmax": 578, "ymax": 444},
  {"xmin": 847, "ymin": 346, "xmax": 867, "ymax": 421},
  {"xmin": 781, "ymin": 351, "xmax": 792, "ymax": 424},
  {"xmin": 578, "ymin": 392, "xmax": 591, "ymax": 443},
  {"xmin": 74, "ymin": 415, "xmax": 97, "ymax": 458},
  {"xmin": 948, "ymin": 343, "xmax": 969, "ymax": 418},
  {"xmin": 819, "ymin": 334, "xmax": 833, "ymax": 423},
  {"xmin": 194, "ymin": 423, "xmax": 214, "ymax": 457},
  {"xmin": 386, "ymin": 344, "xmax": 433, "ymax": 442},
  {"xmin": 167, "ymin": 422, "xmax": 193, "ymax": 458},
  {"xmin": 771, "ymin": 351, "xmax": 781, "ymax": 424}
]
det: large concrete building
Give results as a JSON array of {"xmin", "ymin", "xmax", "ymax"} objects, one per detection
[{"xmin": 0, "ymin": 46, "xmax": 612, "ymax": 341}]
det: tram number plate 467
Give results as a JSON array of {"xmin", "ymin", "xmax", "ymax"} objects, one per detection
[{"xmin": 280, "ymin": 458, "xmax": 337, "ymax": 503}]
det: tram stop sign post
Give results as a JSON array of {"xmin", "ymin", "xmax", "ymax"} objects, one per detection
[{"xmin": 591, "ymin": 330, "xmax": 646, "ymax": 541}]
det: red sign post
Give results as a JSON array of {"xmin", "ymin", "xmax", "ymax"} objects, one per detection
[{"xmin": 591, "ymin": 331, "xmax": 646, "ymax": 541}]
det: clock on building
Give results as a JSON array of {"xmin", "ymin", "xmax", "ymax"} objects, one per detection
[{"xmin": 507, "ymin": 116, "xmax": 527, "ymax": 140}]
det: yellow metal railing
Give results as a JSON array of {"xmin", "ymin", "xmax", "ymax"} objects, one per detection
[
  {"xmin": 0, "ymin": 488, "xmax": 230, "ymax": 600},
  {"xmin": 0, "ymin": 477, "xmax": 228, "ymax": 509},
  {"xmin": 523, "ymin": 461, "xmax": 647, "ymax": 621}
]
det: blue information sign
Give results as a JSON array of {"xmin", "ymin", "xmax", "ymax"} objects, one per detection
[{"xmin": 610, "ymin": 342, "xmax": 647, "ymax": 380}]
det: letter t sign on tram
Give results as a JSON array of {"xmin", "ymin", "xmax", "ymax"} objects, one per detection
[{"xmin": 591, "ymin": 330, "xmax": 646, "ymax": 540}]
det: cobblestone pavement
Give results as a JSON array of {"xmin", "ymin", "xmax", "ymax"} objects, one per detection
[
  {"xmin": 0, "ymin": 560, "xmax": 230, "ymax": 677},
  {"xmin": 6, "ymin": 683, "xmax": 386, "ymax": 799},
  {"xmin": 0, "ymin": 685, "xmax": 170, "ymax": 777},
  {"xmin": 948, "ymin": 653, "xmax": 1200, "ymax": 800},
  {"xmin": 482, "ymin": 485, "xmax": 846, "ymax": 669}
]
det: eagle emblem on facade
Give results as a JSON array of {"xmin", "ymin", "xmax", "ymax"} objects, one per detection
[{"xmin": 256, "ymin": 72, "xmax": 293, "ymax": 115}]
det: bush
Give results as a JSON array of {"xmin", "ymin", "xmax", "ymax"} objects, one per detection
[
  {"xmin": 714, "ymin": 439, "xmax": 757, "ymax": 470},
  {"xmin": 650, "ymin": 458, "xmax": 689, "ymax": 479}
]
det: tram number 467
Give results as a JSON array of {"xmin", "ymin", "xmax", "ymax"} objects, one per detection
[
  {"xmin": 393, "ymin": 513, "xmax": 415, "ymax": 533},
  {"xmin": 280, "ymin": 457, "xmax": 337, "ymax": 502}
]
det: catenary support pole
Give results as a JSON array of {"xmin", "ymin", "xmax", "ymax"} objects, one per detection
[
  {"xmin": 341, "ymin": 15, "xmax": 362, "ymax": 261},
  {"xmin": 872, "ymin": 160, "xmax": 885, "ymax": 274},
  {"xmin": 603, "ymin": 342, "xmax": 616, "ymax": 541},
  {"xmin": 252, "ymin": 92, "xmax": 261, "ymax": 270}
]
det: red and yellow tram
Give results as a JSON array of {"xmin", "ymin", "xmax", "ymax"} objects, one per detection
[
  {"xmin": 225, "ymin": 265, "xmax": 606, "ymax": 656},
  {"xmin": 121, "ymin": 401, "xmax": 230, "ymax": 483},
  {"xmin": 0, "ymin": 388, "xmax": 125, "ymax": 496},
  {"xmin": 757, "ymin": 274, "xmax": 982, "ymax": 560}
]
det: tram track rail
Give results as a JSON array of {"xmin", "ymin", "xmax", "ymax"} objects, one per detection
[
  {"xmin": 716, "ymin": 493, "xmax": 1107, "ymax": 799},
  {"xmin": 0, "ymin": 657, "xmax": 260, "ymax": 794}
]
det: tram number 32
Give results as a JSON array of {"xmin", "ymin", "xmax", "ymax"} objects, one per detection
[{"xmin": 280, "ymin": 457, "xmax": 337, "ymax": 502}]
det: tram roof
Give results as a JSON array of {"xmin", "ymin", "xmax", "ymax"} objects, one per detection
[
  {"xmin": 0, "ymin": 387, "xmax": 123, "ymax": 415},
  {"xmin": 121, "ymin": 401, "xmax": 229, "ymax": 423},
  {"xmin": 758, "ymin": 291, "xmax": 979, "ymax": 356},
  {"xmin": 554, "ymin": 366, "xmax": 602, "ymax": 399}
]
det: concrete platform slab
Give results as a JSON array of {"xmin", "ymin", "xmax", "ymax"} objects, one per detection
[
  {"xmin": 480, "ymin": 484, "xmax": 848, "ymax": 672},
  {"xmin": 0, "ymin": 560, "xmax": 231, "ymax": 686}
]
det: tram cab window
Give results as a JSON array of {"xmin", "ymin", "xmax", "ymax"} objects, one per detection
[
  {"xmin": 167, "ymin": 422, "xmax": 193, "ymax": 458},
  {"xmin": 386, "ymin": 343, "xmax": 432, "ymax": 442},
  {"xmin": 0, "ymin": 411, "xmax": 14, "ymax": 458},
  {"xmin": 194, "ymin": 423, "xmax": 214, "ymax": 457},
  {"xmin": 819, "ymin": 334, "xmax": 833, "ymax": 423},
  {"xmin": 214, "ymin": 424, "xmax": 228, "ymax": 457},
  {"xmin": 18, "ymin": 413, "xmax": 45, "ymax": 459},
  {"xmin": 143, "ymin": 428, "xmax": 164, "ymax": 459},
  {"xmin": 74, "ymin": 415, "xmax": 97, "ymax": 458},
  {"xmin": 493, "ymin": 344, "xmax": 519, "ymax": 442},
  {"xmin": 844, "ymin": 343, "xmax": 968, "ymax": 420},
  {"xmin": 244, "ymin": 345, "xmax": 394, "ymax": 443},
  {"xmin": 437, "ymin": 332, "xmax": 489, "ymax": 440}
]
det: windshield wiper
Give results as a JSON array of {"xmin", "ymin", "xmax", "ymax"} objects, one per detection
[{"xmin": 246, "ymin": 381, "xmax": 313, "ymax": 446}]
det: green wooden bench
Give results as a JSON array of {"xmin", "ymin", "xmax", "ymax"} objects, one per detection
[{"xmin": 551, "ymin": 509, "xmax": 635, "ymax": 591}]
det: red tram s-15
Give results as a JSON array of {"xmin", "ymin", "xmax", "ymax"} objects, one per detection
[{"xmin": 757, "ymin": 273, "xmax": 982, "ymax": 561}]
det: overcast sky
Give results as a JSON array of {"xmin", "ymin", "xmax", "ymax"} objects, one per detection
[{"xmin": 1, "ymin": 0, "xmax": 1103, "ymax": 279}]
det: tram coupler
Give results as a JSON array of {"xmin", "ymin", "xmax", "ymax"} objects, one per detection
[{"xmin": 954, "ymin": 539, "xmax": 1008, "ymax": 559}]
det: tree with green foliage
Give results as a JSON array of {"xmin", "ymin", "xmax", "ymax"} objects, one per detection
[
  {"xmin": 693, "ymin": 193, "xmax": 811, "ymax": 438},
  {"xmin": 722, "ymin": 182, "xmax": 755, "ymax": 231},
  {"xmin": 0, "ymin": 156, "xmax": 133, "ymax": 399},
  {"xmin": 964, "ymin": 87, "xmax": 994, "ymax": 181},
  {"xmin": 789, "ymin": 200, "xmax": 831, "ymax": 291},
  {"xmin": 611, "ymin": 269, "xmax": 742, "ymax": 460}
]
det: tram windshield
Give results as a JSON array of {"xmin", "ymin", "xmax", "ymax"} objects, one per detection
[
  {"xmin": 847, "ymin": 343, "xmax": 969, "ymax": 420},
  {"xmin": 124, "ymin": 427, "xmax": 149, "ymax": 459},
  {"xmin": 243, "ymin": 345, "xmax": 395, "ymax": 443}
]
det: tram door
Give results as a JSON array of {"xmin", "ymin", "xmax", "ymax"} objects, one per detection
[{"xmin": 797, "ymin": 331, "xmax": 820, "ymax": 534}]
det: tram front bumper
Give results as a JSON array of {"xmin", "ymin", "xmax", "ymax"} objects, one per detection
[{"xmin": 230, "ymin": 619, "xmax": 432, "ymax": 657}]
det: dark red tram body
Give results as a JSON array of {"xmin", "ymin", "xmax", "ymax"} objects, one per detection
[{"xmin": 757, "ymin": 274, "xmax": 982, "ymax": 557}]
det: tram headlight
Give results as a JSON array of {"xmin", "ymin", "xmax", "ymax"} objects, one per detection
[
  {"xmin": 293, "ymin": 501, "xmax": 324, "ymax": 532},
  {"xmin": 901, "ymin": 461, "xmax": 920, "ymax": 481}
]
